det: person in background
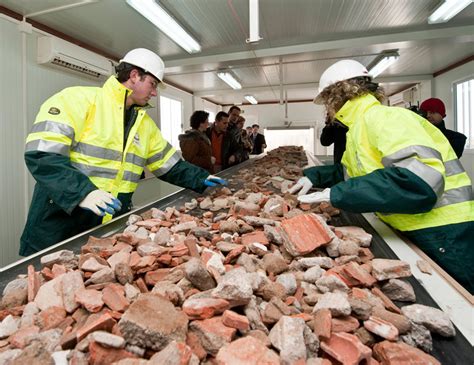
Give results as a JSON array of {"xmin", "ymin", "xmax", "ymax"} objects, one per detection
[
  {"xmin": 420, "ymin": 98, "xmax": 467, "ymax": 158},
  {"xmin": 236, "ymin": 116, "xmax": 252, "ymax": 162},
  {"xmin": 226, "ymin": 105, "xmax": 243, "ymax": 166},
  {"xmin": 320, "ymin": 113, "xmax": 348, "ymax": 163},
  {"xmin": 246, "ymin": 126, "xmax": 253, "ymax": 138},
  {"xmin": 289, "ymin": 59, "xmax": 473, "ymax": 293},
  {"xmin": 250, "ymin": 124, "xmax": 267, "ymax": 155},
  {"xmin": 206, "ymin": 111, "xmax": 234, "ymax": 173},
  {"xmin": 179, "ymin": 110, "xmax": 213, "ymax": 173},
  {"xmin": 20, "ymin": 48, "xmax": 226, "ymax": 256}
]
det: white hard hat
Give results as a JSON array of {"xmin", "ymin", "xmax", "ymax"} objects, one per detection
[
  {"xmin": 120, "ymin": 48, "xmax": 165, "ymax": 84},
  {"xmin": 314, "ymin": 60, "xmax": 371, "ymax": 104}
]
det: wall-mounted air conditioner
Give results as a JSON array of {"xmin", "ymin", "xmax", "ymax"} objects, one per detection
[{"xmin": 37, "ymin": 36, "xmax": 113, "ymax": 78}]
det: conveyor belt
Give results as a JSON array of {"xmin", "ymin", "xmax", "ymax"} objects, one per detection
[
  {"xmin": 332, "ymin": 212, "xmax": 473, "ymax": 364},
  {"xmin": 1, "ymin": 158, "xmax": 472, "ymax": 363}
]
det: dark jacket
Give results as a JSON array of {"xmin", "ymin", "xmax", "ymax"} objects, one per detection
[
  {"xmin": 226, "ymin": 123, "xmax": 245, "ymax": 165},
  {"xmin": 436, "ymin": 120, "xmax": 467, "ymax": 158},
  {"xmin": 205, "ymin": 126, "xmax": 240, "ymax": 169},
  {"xmin": 250, "ymin": 133, "xmax": 266, "ymax": 154},
  {"xmin": 320, "ymin": 122, "xmax": 348, "ymax": 163},
  {"xmin": 240, "ymin": 130, "xmax": 253, "ymax": 162},
  {"xmin": 179, "ymin": 129, "xmax": 213, "ymax": 173}
]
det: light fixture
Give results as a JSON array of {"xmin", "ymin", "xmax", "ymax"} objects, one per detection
[
  {"xmin": 247, "ymin": 0, "xmax": 262, "ymax": 43},
  {"xmin": 244, "ymin": 95, "xmax": 258, "ymax": 105},
  {"xmin": 126, "ymin": 0, "xmax": 201, "ymax": 54},
  {"xmin": 428, "ymin": 0, "xmax": 473, "ymax": 24},
  {"xmin": 217, "ymin": 72, "xmax": 242, "ymax": 90},
  {"xmin": 368, "ymin": 51, "xmax": 400, "ymax": 78}
]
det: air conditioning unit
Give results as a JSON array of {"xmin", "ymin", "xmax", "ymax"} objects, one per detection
[{"xmin": 37, "ymin": 36, "xmax": 113, "ymax": 78}]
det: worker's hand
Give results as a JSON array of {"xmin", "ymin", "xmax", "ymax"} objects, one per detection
[
  {"xmin": 228, "ymin": 155, "xmax": 236, "ymax": 164},
  {"xmin": 204, "ymin": 175, "xmax": 228, "ymax": 187},
  {"xmin": 287, "ymin": 176, "xmax": 313, "ymax": 196},
  {"xmin": 211, "ymin": 156, "xmax": 216, "ymax": 164},
  {"xmin": 298, "ymin": 188, "xmax": 331, "ymax": 204},
  {"xmin": 79, "ymin": 190, "xmax": 122, "ymax": 216}
]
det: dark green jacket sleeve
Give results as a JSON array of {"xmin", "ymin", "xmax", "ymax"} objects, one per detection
[
  {"xmin": 330, "ymin": 167, "xmax": 437, "ymax": 214},
  {"xmin": 25, "ymin": 151, "xmax": 97, "ymax": 215},
  {"xmin": 159, "ymin": 159, "xmax": 209, "ymax": 194},
  {"xmin": 303, "ymin": 164, "xmax": 344, "ymax": 188}
]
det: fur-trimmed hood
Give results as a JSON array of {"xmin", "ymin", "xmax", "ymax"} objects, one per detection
[{"xmin": 178, "ymin": 129, "xmax": 211, "ymax": 145}]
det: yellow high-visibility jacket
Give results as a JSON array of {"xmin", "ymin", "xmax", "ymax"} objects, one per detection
[
  {"xmin": 26, "ymin": 76, "xmax": 181, "ymax": 196},
  {"xmin": 21, "ymin": 76, "xmax": 208, "ymax": 256},
  {"xmin": 335, "ymin": 93, "xmax": 472, "ymax": 231},
  {"xmin": 304, "ymin": 93, "xmax": 473, "ymax": 292}
]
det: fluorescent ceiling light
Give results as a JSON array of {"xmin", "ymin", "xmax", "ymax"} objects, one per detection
[
  {"xmin": 244, "ymin": 95, "xmax": 258, "ymax": 104},
  {"xmin": 428, "ymin": 0, "xmax": 473, "ymax": 24},
  {"xmin": 247, "ymin": 0, "xmax": 262, "ymax": 43},
  {"xmin": 126, "ymin": 0, "xmax": 201, "ymax": 53},
  {"xmin": 217, "ymin": 72, "xmax": 242, "ymax": 90},
  {"xmin": 368, "ymin": 52, "xmax": 400, "ymax": 78}
]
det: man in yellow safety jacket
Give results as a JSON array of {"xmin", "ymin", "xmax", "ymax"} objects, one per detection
[
  {"xmin": 20, "ymin": 48, "xmax": 226, "ymax": 256},
  {"xmin": 289, "ymin": 60, "xmax": 473, "ymax": 293}
]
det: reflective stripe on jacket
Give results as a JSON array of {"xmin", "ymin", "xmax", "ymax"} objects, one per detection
[
  {"xmin": 336, "ymin": 94, "xmax": 473, "ymax": 231},
  {"xmin": 25, "ymin": 76, "xmax": 181, "ymax": 198}
]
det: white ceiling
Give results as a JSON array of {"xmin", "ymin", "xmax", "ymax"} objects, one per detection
[{"xmin": 1, "ymin": 0, "xmax": 473, "ymax": 105}]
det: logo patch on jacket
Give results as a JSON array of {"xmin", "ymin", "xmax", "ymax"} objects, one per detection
[
  {"xmin": 48, "ymin": 107, "xmax": 61, "ymax": 115},
  {"xmin": 133, "ymin": 133, "xmax": 141, "ymax": 147}
]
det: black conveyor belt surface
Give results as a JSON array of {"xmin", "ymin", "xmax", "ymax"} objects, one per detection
[
  {"xmin": 331, "ymin": 212, "xmax": 473, "ymax": 364},
  {"xmin": 1, "ymin": 157, "xmax": 473, "ymax": 363}
]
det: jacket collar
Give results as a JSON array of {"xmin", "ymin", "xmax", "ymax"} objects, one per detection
[
  {"xmin": 103, "ymin": 76, "xmax": 153, "ymax": 109},
  {"xmin": 335, "ymin": 93, "xmax": 381, "ymax": 128}
]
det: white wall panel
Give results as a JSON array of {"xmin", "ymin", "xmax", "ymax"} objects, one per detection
[
  {"xmin": 239, "ymin": 102, "xmax": 330, "ymax": 155},
  {"xmin": 0, "ymin": 17, "xmax": 25, "ymax": 267},
  {"xmin": 434, "ymin": 61, "xmax": 474, "ymax": 182},
  {"xmin": 26, "ymin": 31, "xmax": 101, "ymax": 202},
  {"xmin": 0, "ymin": 14, "xmax": 218, "ymax": 267}
]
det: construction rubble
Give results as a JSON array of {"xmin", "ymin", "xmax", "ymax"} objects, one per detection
[{"xmin": 0, "ymin": 147, "xmax": 454, "ymax": 365}]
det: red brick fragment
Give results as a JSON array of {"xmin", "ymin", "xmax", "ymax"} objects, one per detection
[
  {"xmin": 313, "ymin": 309, "xmax": 332, "ymax": 340},
  {"xmin": 216, "ymin": 336, "xmax": 280, "ymax": 364},
  {"xmin": 184, "ymin": 237, "xmax": 200, "ymax": 258},
  {"xmin": 281, "ymin": 213, "xmax": 332, "ymax": 256},
  {"xmin": 342, "ymin": 262, "xmax": 377, "ymax": 288},
  {"xmin": 373, "ymin": 341, "xmax": 440, "ymax": 365},
  {"xmin": 9, "ymin": 325, "xmax": 40, "ymax": 348},
  {"xmin": 331, "ymin": 315, "xmax": 360, "ymax": 333},
  {"xmin": 169, "ymin": 243, "xmax": 189, "ymax": 257},
  {"xmin": 27, "ymin": 265, "xmax": 40, "ymax": 302},
  {"xmin": 371, "ymin": 287, "xmax": 401, "ymax": 314},
  {"xmin": 183, "ymin": 298, "xmax": 230, "ymax": 320},
  {"xmin": 76, "ymin": 312, "xmax": 116, "ymax": 341},
  {"xmin": 89, "ymin": 341, "xmax": 136, "ymax": 365},
  {"xmin": 144, "ymin": 269, "xmax": 171, "ymax": 286},
  {"xmin": 363, "ymin": 316, "xmax": 399, "ymax": 341},
  {"xmin": 102, "ymin": 284, "xmax": 129, "ymax": 312},
  {"xmin": 321, "ymin": 332, "xmax": 372, "ymax": 365},
  {"xmin": 186, "ymin": 331, "xmax": 207, "ymax": 360},
  {"xmin": 36, "ymin": 306, "xmax": 67, "ymax": 330},
  {"xmin": 222, "ymin": 310, "xmax": 250, "ymax": 331},
  {"xmin": 223, "ymin": 245, "xmax": 246, "ymax": 264},
  {"xmin": 241, "ymin": 231, "xmax": 269, "ymax": 246}
]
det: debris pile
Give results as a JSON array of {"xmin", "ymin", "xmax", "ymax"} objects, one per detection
[{"xmin": 0, "ymin": 147, "xmax": 452, "ymax": 364}]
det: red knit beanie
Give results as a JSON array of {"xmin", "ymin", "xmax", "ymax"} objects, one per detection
[{"xmin": 420, "ymin": 98, "xmax": 446, "ymax": 118}]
